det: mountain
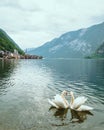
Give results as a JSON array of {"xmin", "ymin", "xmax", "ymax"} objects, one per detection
[
  {"xmin": 0, "ymin": 29, "xmax": 24, "ymax": 54},
  {"xmin": 28, "ymin": 22, "xmax": 104, "ymax": 58}
]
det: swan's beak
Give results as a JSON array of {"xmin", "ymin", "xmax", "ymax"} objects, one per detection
[
  {"xmin": 67, "ymin": 92, "xmax": 70, "ymax": 96},
  {"xmin": 67, "ymin": 91, "xmax": 73, "ymax": 96}
]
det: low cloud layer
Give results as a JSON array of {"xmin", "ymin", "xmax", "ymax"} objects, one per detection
[{"xmin": 0, "ymin": 0, "xmax": 104, "ymax": 49}]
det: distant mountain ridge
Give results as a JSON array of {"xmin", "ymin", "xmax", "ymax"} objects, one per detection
[
  {"xmin": 0, "ymin": 29, "xmax": 24, "ymax": 54},
  {"xmin": 28, "ymin": 22, "xmax": 104, "ymax": 58}
]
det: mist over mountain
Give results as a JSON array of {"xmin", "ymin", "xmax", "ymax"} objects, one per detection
[{"xmin": 28, "ymin": 22, "xmax": 104, "ymax": 58}]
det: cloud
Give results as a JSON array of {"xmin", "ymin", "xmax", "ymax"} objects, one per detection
[{"xmin": 0, "ymin": 0, "xmax": 104, "ymax": 49}]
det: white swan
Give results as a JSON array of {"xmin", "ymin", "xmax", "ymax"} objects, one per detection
[
  {"xmin": 69, "ymin": 91, "xmax": 93, "ymax": 111},
  {"xmin": 48, "ymin": 90, "xmax": 69, "ymax": 109}
]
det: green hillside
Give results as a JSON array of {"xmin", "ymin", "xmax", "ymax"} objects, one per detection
[
  {"xmin": 0, "ymin": 29, "xmax": 24, "ymax": 55},
  {"xmin": 93, "ymin": 42, "xmax": 104, "ymax": 58},
  {"xmin": 86, "ymin": 42, "xmax": 104, "ymax": 58}
]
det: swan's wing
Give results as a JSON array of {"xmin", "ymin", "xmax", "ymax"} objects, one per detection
[
  {"xmin": 73, "ymin": 96, "xmax": 87, "ymax": 109},
  {"xmin": 77, "ymin": 105, "xmax": 93, "ymax": 111},
  {"xmin": 48, "ymin": 99, "xmax": 59, "ymax": 108},
  {"xmin": 54, "ymin": 94, "xmax": 66, "ymax": 108},
  {"xmin": 54, "ymin": 94, "xmax": 63, "ymax": 102}
]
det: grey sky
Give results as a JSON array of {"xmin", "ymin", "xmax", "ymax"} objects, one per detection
[{"xmin": 0, "ymin": 0, "xmax": 104, "ymax": 49}]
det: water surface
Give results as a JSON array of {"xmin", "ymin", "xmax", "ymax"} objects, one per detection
[{"xmin": 0, "ymin": 58, "xmax": 104, "ymax": 130}]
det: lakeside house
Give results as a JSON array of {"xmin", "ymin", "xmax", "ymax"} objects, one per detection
[{"xmin": 0, "ymin": 49, "xmax": 20, "ymax": 59}]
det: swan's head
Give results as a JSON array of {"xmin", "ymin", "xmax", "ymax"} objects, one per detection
[
  {"xmin": 70, "ymin": 91, "xmax": 74, "ymax": 96},
  {"xmin": 61, "ymin": 90, "xmax": 68, "ymax": 96}
]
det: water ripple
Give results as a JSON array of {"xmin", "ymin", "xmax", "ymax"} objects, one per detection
[{"xmin": 0, "ymin": 59, "xmax": 104, "ymax": 130}]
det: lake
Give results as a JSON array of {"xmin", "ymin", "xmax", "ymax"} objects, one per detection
[{"xmin": 0, "ymin": 58, "xmax": 104, "ymax": 130}]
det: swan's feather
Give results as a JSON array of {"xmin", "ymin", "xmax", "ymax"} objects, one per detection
[
  {"xmin": 77, "ymin": 105, "xmax": 93, "ymax": 111},
  {"xmin": 54, "ymin": 94, "xmax": 66, "ymax": 108},
  {"xmin": 48, "ymin": 99, "xmax": 59, "ymax": 108},
  {"xmin": 48, "ymin": 94, "xmax": 68, "ymax": 109},
  {"xmin": 72, "ymin": 96, "xmax": 87, "ymax": 109}
]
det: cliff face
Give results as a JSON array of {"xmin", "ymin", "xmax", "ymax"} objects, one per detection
[{"xmin": 0, "ymin": 29, "xmax": 24, "ymax": 55}]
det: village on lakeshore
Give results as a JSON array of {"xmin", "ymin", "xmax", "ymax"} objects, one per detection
[{"xmin": 0, "ymin": 49, "xmax": 43, "ymax": 59}]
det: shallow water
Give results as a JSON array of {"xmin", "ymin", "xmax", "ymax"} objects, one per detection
[{"xmin": 0, "ymin": 58, "xmax": 104, "ymax": 130}]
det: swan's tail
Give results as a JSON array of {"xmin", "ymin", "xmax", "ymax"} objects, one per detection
[{"xmin": 48, "ymin": 99, "xmax": 59, "ymax": 108}]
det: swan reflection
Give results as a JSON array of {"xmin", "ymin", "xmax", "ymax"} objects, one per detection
[
  {"xmin": 49, "ymin": 106, "xmax": 93, "ymax": 122},
  {"xmin": 70, "ymin": 109, "xmax": 93, "ymax": 123},
  {"xmin": 49, "ymin": 107, "xmax": 68, "ymax": 120}
]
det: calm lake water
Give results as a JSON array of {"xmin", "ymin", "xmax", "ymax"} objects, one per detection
[{"xmin": 0, "ymin": 58, "xmax": 104, "ymax": 130}]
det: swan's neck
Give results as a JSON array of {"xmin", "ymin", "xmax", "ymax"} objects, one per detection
[
  {"xmin": 70, "ymin": 93, "xmax": 74, "ymax": 105},
  {"xmin": 61, "ymin": 94, "xmax": 69, "ymax": 108}
]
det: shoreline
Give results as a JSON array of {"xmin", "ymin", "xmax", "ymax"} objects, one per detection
[{"xmin": 0, "ymin": 54, "xmax": 43, "ymax": 60}]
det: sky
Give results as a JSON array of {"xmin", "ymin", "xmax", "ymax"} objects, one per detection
[{"xmin": 0, "ymin": 0, "xmax": 104, "ymax": 49}]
